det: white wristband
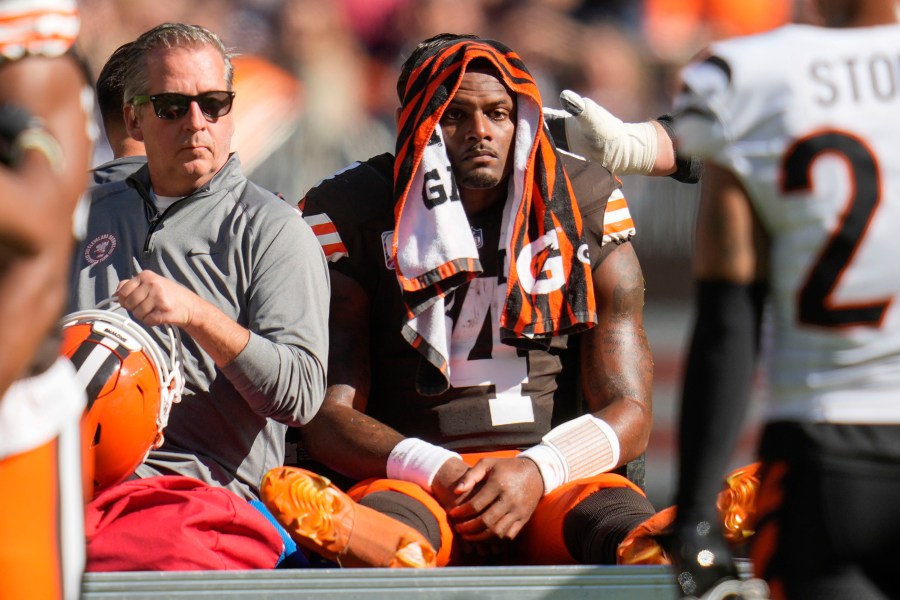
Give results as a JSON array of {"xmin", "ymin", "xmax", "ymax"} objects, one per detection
[
  {"xmin": 520, "ymin": 414, "xmax": 620, "ymax": 496},
  {"xmin": 386, "ymin": 437, "xmax": 461, "ymax": 492}
]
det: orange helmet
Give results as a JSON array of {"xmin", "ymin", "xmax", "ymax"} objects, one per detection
[{"xmin": 60, "ymin": 307, "xmax": 185, "ymax": 497}]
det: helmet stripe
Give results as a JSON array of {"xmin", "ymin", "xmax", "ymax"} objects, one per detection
[{"xmin": 68, "ymin": 333, "xmax": 131, "ymax": 408}]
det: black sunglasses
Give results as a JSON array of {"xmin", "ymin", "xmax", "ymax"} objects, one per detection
[{"xmin": 132, "ymin": 91, "xmax": 235, "ymax": 121}]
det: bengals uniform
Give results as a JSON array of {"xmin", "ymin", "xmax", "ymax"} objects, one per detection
[{"xmin": 675, "ymin": 22, "xmax": 900, "ymax": 598}]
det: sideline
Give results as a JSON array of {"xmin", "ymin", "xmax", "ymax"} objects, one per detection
[{"xmin": 83, "ymin": 564, "xmax": 683, "ymax": 599}]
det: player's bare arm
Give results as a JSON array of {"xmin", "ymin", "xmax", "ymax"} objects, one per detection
[
  {"xmin": 648, "ymin": 121, "xmax": 676, "ymax": 176},
  {"xmin": 300, "ymin": 271, "xmax": 411, "ymax": 479},
  {"xmin": 0, "ymin": 55, "xmax": 91, "ymax": 394},
  {"xmin": 0, "ymin": 56, "xmax": 90, "ymax": 255},
  {"xmin": 581, "ymin": 241, "xmax": 653, "ymax": 464},
  {"xmin": 694, "ymin": 164, "xmax": 768, "ymax": 284}
]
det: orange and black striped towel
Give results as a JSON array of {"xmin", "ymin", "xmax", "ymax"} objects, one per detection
[{"xmin": 393, "ymin": 37, "xmax": 597, "ymax": 394}]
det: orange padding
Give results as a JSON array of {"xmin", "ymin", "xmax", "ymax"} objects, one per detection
[
  {"xmin": 750, "ymin": 460, "xmax": 788, "ymax": 600},
  {"xmin": 0, "ymin": 438, "xmax": 64, "ymax": 600},
  {"xmin": 349, "ymin": 450, "xmax": 644, "ymax": 566}
]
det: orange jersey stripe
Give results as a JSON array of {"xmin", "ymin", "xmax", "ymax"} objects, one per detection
[
  {"xmin": 602, "ymin": 190, "xmax": 636, "ymax": 243},
  {"xmin": 303, "ymin": 213, "xmax": 348, "ymax": 262}
]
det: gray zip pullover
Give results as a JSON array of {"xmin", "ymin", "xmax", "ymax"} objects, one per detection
[{"xmin": 70, "ymin": 154, "xmax": 328, "ymax": 499}]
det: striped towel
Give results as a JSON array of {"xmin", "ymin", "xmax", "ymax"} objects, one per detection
[{"xmin": 393, "ymin": 37, "xmax": 597, "ymax": 394}]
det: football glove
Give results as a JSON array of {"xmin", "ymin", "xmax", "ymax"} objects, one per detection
[{"xmin": 556, "ymin": 90, "xmax": 658, "ymax": 175}]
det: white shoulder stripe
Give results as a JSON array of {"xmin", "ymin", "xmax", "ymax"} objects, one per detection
[
  {"xmin": 604, "ymin": 207, "xmax": 633, "ymax": 225},
  {"xmin": 302, "ymin": 213, "xmax": 332, "ymax": 226}
]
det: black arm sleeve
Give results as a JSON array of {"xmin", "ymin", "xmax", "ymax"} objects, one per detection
[
  {"xmin": 656, "ymin": 114, "xmax": 703, "ymax": 184},
  {"xmin": 675, "ymin": 280, "xmax": 766, "ymax": 523}
]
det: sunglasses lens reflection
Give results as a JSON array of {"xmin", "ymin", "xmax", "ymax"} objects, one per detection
[
  {"xmin": 152, "ymin": 92, "xmax": 233, "ymax": 120},
  {"xmin": 154, "ymin": 95, "xmax": 189, "ymax": 119}
]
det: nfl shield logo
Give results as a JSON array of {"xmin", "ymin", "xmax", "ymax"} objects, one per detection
[
  {"xmin": 381, "ymin": 230, "xmax": 395, "ymax": 270},
  {"xmin": 471, "ymin": 227, "xmax": 483, "ymax": 249}
]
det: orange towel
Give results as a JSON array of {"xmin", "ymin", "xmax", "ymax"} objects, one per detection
[{"xmin": 393, "ymin": 37, "xmax": 597, "ymax": 394}]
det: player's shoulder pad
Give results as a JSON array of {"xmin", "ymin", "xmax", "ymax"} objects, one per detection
[
  {"xmin": 679, "ymin": 52, "xmax": 732, "ymax": 105},
  {"xmin": 300, "ymin": 153, "xmax": 395, "ymax": 264},
  {"xmin": 558, "ymin": 150, "xmax": 617, "ymax": 217},
  {"xmin": 301, "ymin": 152, "xmax": 394, "ymax": 220},
  {"xmin": 684, "ymin": 24, "xmax": 796, "ymax": 97}
]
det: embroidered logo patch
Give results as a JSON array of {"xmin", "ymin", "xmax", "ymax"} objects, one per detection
[
  {"xmin": 84, "ymin": 234, "xmax": 117, "ymax": 265},
  {"xmin": 381, "ymin": 230, "xmax": 396, "ymax": 270},
  {"xmin": 471, "ymin": 227, "xmax": 483, "ymax": 249}
]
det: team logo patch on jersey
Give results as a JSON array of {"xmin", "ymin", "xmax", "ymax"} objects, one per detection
[
  {"xmin": 471, "ymin": 227, "xmax": 483, "ymax": 249},
  {"xmin": 85, "ymin": 234, "xmax": 118, "ymax": 265},
  {"xmin": 381, "ymin": 230, "xmax": 396, "ymax": 270}
]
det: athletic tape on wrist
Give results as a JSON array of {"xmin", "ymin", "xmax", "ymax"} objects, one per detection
[
  {"xmin": 387, "ymin": 437, "xmax": 462, "ymax": 492},
  {"xmin": 607, "ymin": 121, "xmax": 658, "ymax": 175},
  {"xmin": 520, "ymin": 414, "xmax": 620, "ymax": 495},
  {"xmin": 565, "ymin": 103, "xmax": 658, "ymax": 175}
]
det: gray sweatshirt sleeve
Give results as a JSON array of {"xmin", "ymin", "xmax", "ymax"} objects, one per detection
[{"xmin": 221, "ymin": 206, "xmax": 329, "ymax": 426}]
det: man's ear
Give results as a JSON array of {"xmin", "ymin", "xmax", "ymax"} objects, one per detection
[{"xmin": 124, "ymin": 103, "xmax": 144, "ymax": 142}]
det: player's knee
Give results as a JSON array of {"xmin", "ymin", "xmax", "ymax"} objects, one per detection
[
  {"xmin": 358, "ymin": 490, "xmax": 442, "ymax": 551},
  {"xmin": 563, "ymin": 487, "xmax": 656, "ymax": 564}
]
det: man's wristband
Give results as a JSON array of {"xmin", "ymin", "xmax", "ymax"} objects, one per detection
[
  {"xmin": 387, "ymin": 437, "xmax": 462, "ymax": 492},
  {"xmin": 519, "ymin": 414, "xmax": 620, "ymax": 495}
]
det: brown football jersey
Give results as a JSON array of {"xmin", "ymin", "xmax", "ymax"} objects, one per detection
[{"xmin": 302, "ymin": 152, "xmax": 629, "ymax": 451}]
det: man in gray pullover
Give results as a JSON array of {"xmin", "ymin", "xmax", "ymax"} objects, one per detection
[{"xmin": 68, "ymin": 22, "xmax": 328, "ymax": 570}]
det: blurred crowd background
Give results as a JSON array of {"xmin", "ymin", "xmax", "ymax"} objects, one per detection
[{"xmin": 76, "ymin": 0, "xmax": 802, "ymax": 507}]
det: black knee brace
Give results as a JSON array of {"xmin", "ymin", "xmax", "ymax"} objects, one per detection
[
  {"xmin": 358, "ymin": 490, "xmax": 442, "ymax": 552},
  {"xmin": 563, "ymin": 487, "xmax": 656, "ymax": 564}
]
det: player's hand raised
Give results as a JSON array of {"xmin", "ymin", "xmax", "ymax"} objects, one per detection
[{"xmin": 556, "ymin": 90, "xmax": 658, "ymax": 175}]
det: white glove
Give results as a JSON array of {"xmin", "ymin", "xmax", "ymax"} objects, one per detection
[{"xmin": 557, "ymin": 90, "xmax": 658, "ymax": 175}]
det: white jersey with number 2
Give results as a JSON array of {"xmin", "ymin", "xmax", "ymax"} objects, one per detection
[{"xmin": 675, "ymin": 23, "xmax": 900, "ymax": 424}]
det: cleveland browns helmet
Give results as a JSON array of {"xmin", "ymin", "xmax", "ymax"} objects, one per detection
[{"xmin": 60, "ymin": 304, "xmax": 185, "ymax": 497}]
